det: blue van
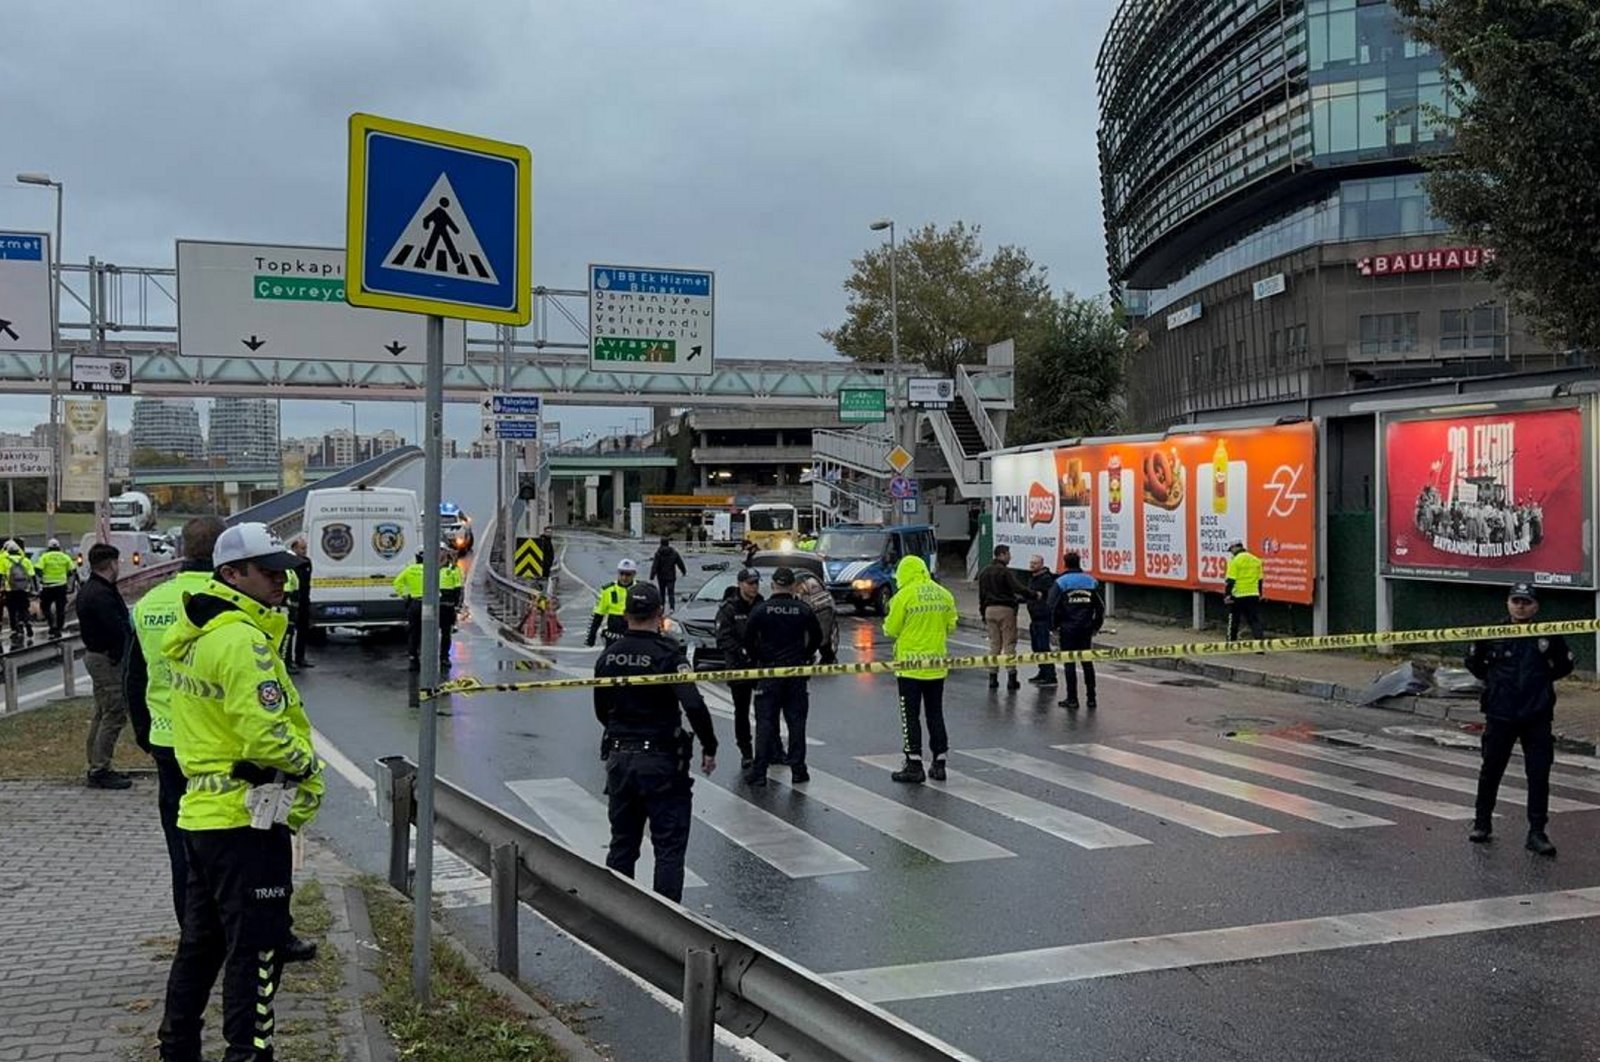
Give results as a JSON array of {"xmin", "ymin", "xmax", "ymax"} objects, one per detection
[{"xmin": 817, "ymin": 523, "xmax": 938, "ymax": 615}]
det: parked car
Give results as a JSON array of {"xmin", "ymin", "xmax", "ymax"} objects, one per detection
[
  {"xmin": 673, "ymin": 550, "xmax": 839, "ymax": 671},
  {"xmin": 817, "ymin": 522, "xmax": 938, "ymax": 615}
]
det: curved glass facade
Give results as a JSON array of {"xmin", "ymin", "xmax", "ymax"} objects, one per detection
[{"xmin": 1098, "ymin": 0, "xmax": 1451, "ymax": 290}]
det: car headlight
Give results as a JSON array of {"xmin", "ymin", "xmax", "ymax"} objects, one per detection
[
  {"xmin": 851, "ymin": 578, "xmax": 875, "ymax": 591},
  {"xmin": 779, "ymin": 538, "xmax": 794, "ymax": 551}
]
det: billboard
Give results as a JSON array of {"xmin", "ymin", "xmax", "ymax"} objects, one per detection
[
  {"xmin": 991, "ymin": 421, "xmax": 1318, "ymax": 604},
  {"xmin": 1382, "ymin": 404, "xmax": 1593, "ymax": 589},
  {"xmin": 61, "ymin": 399, "xmax": 107, "ymax": 503}
]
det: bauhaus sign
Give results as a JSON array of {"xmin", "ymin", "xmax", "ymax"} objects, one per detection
[{"xmin": 1356, "ymin": 246, "xmax": 1495, "ymax": 277}]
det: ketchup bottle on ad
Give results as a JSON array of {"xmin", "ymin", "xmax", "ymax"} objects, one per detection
[{"xmin": 1108, "ymin": 455, "xmax": 1123, "ymax": 514}]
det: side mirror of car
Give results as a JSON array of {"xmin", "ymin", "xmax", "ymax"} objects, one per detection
[{"xmin": 701, "ymin": 561, "xmax": 729, "ymax": 572}]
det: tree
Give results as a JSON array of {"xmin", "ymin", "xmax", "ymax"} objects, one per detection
[
  {"xmin": 822, "ymin": 222, "xmax": 1055, "ymax": 377},
  {"xmin": 1007, "ymin": 295, "xmax": 1130, "ymax": 446},
  {"xmin": 1394, "ymin": 0, "xmax": 1600, "ymax": 349}
]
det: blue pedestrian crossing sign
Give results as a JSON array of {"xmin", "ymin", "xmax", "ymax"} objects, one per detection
[{"xmin": 346, "ymin": 113, "xmax": 531, "ymax": 325}]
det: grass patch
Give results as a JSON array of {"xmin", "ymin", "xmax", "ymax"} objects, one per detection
[
  {"xmin": 0, "ymin": 696, "xmax": 149, "ymax": 779},
  {"xmin": 360, "ymin": 880, "xmax": 569, "ymax": 1061},
  {"xmin": 0, "ymin": 512, "xmax": 98, "ymax": 540}
]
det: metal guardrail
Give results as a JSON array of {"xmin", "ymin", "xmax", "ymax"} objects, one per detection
[
  {"xmin": 376, "ymin": 756, "xmax": 975, "ymax": 1062},
  {"xmin": 229, "ymin": 445, "xmax": 424, "ymax": 535},
  {"xmin": 1, "ymin": 633, "xmax": 84, "ymax": 714}
]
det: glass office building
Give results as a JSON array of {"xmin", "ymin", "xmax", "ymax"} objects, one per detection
[{"xmin": 1098, "ymin": 0, "xmax": 1566, "ymax": 427}]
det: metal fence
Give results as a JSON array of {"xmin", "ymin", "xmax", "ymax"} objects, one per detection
[{"xmin": 377, "ymin": 756, "xmax": 975, "ymax": 1062}]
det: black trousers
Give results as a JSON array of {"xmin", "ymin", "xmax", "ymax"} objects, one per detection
[
  {"xmin": 1029, "ymin": 617, "xmax": 1056, "ymax": 679},
  {"xmin": 293, "ymin": 594, "xmax": 312, "ymax": 663},
  {"xmin": 159, "ymin": 825, "xmax": 293, "ymax": 1062},
  {"xmin": 1058, "ymin": 628, "xmax": 1097, "ymax": 704},
  {"xmin": 152, "ymin": 746, "xmax": 189, "ymax": 926},
  {"xmin": 5, "ymin": 590, "xmax": 29, "ymax": 637},
  {"xmin": 439, "ymin": 604, "xmax": 457, "ymax": 663},
  {"xmin": 39, "ymin": 585, "xmax": 66, "ymax": 634},
  {"xmin": 409, "ymin": 600, "xmax": 457, "ymax": 662},
  {"xmin": 1476, "ymin": 713, "xmax": 1554, "ymax": 830},
  {"xmin": 897, "ymin": 677, "xmax": 948, "ymax": 759},
  {"xmin": 1228, "ymin": 596, "xmax": 1264, "ymax": 641},
  {"xmin": 729, "ymin": 679, "xmax": 756, "ymax": 759},
  {"xmin": 751, "ymin": 677, "xmax": 808, "ymax": 775},
  {"xmin": 604, "ymin": 750, "xmax": 693, "ymax": 902},
  {"xmin": 659, "ymin": 579, "xmax": 677, "ymax": 610}
]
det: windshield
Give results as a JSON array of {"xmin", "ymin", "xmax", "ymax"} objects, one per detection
[
  {"xmin": 110, "ymin": 501, "xmax": 138, "ymax": 516},
  {"xmin": 692, "ymin": 568, "xmax": 740, "ymax": 602},
  {"xmin": 747, "ymin": 508, "xmax": 795, "ymax": 532},
  {"xmin": 817, "ymin": 530, "xmax": 888, "ymax": 559}
]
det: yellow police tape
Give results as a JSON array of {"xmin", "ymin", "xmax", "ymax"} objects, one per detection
[{"xmin": 418, "ymin": 618, "xmax": 1600, "ymax": 701}]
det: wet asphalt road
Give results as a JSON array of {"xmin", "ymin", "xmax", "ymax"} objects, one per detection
[{"xmin": 293, "ymin": 459, "xmax": 1600, "ymax": 1062}]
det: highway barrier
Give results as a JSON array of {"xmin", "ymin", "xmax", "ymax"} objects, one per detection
[
  {"xmin": 376, "ymin": 755, "xmax": 977, "ymax": 1062},
  {"xmin": 421, "ymin": 618, "xmax": 1600, "ymax": 700}
]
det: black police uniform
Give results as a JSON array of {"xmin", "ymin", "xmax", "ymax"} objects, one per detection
[
  {"xmin": 1464, "ymin": 595, "xmax": 1575, "ymax": 845},
  {"xmin": 741, "ymin": 574, "xmax": 822, "ymax": 785},
  {"xmin": 713, "ymin": 579, "xmax": 763, "ymax": 766},
  {"xmin": 593, "ymin": 585, "xmax": 718, "ymax": 902}
]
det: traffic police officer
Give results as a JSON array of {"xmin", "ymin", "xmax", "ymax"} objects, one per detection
[
  {"xmin": 36, "ymin": 537, "xmax": 73, "ymax": 638},
  {"xmin": 593, "ymin": 581, "xmax": 717, "ymax": 902},
  {"xmin": 394, "ymin": 549, "xmax": 427, "ymax": 670},
  {"xmin": 126, "ymin": 516, "xmax": 227, "ymax": 925},
  {"xmin": 157, "ymin": 522, "xmax": 324, "ymax": 1062},
  {"xmin": 883, "ymin": 554, "xmax": 958, "ymax": 783},
  {"xmin": 741, "ymin": 567, "xmax": 822, "ymax": 787},
  {"xmin": 0, "ymin": 539, "xmax": 36, "ymax": 645},
  {"xmin": 1046, "ymin": 551, "xmax": 1106, "ymax": 711},
  {"xmin": 393, "ymin": 545, "xmax": 463, "ymax": 670},
  {"xmin": 1224, "ymin": 540, "xmax": 1265, "ymax": 643},
  {"xmin": 585, "ymin": 558, "xmax": 638, "ymax": 646}
]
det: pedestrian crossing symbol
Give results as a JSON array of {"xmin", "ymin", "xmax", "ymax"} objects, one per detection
[
  {"xmin": 383, "ymin": 174, "xmax": 498, "ymax": 284},
  {"xmin": 346, "ymin": 112, "xmax": 531, "ymax": 325}
]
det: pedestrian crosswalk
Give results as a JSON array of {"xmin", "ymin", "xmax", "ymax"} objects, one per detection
[{"xmin": 474, "ymin": 729, "xmax": 1600, "ymax": 898}]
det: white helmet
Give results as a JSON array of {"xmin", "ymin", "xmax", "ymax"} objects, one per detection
[
  {"xmin": 2, "ymin": 541, "xmax": 16, "ymax": 553},
  {"xmin": 616, "ymin": 558, "xmax": 638, "ymax": 573},
  {"xmin": 46, "ymin": 538, "xmax": 59, "ymax": 549}
]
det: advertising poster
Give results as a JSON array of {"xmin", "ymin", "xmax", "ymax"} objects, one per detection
[
  {"xmin": 1091, "ymin": 441, "xmax": 1140, "ymax": 580},
  {"xmin": 282, "ymin": 450, "xmax": 307, "ymax": 491},
  {"xmin": 991, "ymin": 449, "xmax": 1061, "ymax": 567},
  {"xmin": 61, "ymin": 399, "xmax": 107, "ymax": 503},
  {"xmin": 1135, "ymin": 438, "xmax": 1190, "ymax": 584},
  {"xmin": 1180, "ymin": 422, "xmax": 1317, "ymax": 604},
  {"xmin": 1383, "ymin": 405, "xmax": 1592, "ymax": 588},
  {"xmin": 1054, "ymin": 449, "xmax": 1093, "ymax": 567}
]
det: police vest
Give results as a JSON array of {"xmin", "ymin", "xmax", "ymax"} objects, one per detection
[{"xmin": 132, "ymin": 570, "xmax": 213, "ymax": 749}]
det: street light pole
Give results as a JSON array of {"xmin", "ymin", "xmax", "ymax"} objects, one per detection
[
  {"xmin": 340, "ymin": 400, "xmax": 357, "ymax": 465},
  {"xmin": 17, "ymin": 174, "xmax": 63, "ymax": 540},
  {"xmin": 870, "ymin": 218, "xmax": 904, "ymax": 523}
]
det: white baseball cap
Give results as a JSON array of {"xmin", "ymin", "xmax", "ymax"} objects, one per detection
[
  {"xmin": 214, "ymin": 523, "xmax": 299, "ymax": 571},
  {"xmin": 616, "ymin": 558, "xmax": 638, "ymax": 573}
]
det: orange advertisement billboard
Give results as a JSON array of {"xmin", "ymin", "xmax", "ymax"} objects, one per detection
[{"xmin": 1050, "ymin": 422, "xmax": 1317, "ymax": 604}]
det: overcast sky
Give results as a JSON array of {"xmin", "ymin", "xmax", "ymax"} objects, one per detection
[{"xmin": 0, "ymin": 0, "xmax": 1118, "ymax": 444}]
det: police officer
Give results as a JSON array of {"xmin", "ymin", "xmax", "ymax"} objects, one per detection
[
  {"xmin": 593, "ymin": 582, "xmax": 717, "ymax": 902},
  {"xmin": 157, "ymin": 522, "xmax": 324, "ymax": 1062},
  {"xmin": 36, "ymin": 537, "xmax": 72, "ymax": 638},
  {"xmin": 586, "ymin": 558, "xmax": 638, "ymax": 646},
  {"xmin": 281, "ymin": 560, "xmax": 304, "ymax": 673},
  {"xmin": 126, "ymin": 516, "xmax": 227, "ymax": 925},
  {"xmin": 883, "ymin": 554, "xmax": 958, "ymax": 784},
  {"xmin": 741, "ymin": 566, "xmax": 822, "ymax": 787},
  {"xmin": 394, "ymin": 549, "xmax": 426, "ymax": 671},
  {"xmin": 713, "ymin": 568, "xmax": 763, "ymax": 769},
  {"xmin": 1224, "ymin": 540, "xmax": 1265, "ymax": 643},
  {"xmin": 0, "ymin": 539, "xmax": 35, "ymax": 645},
  {"xmin": 1047, "ymin": 551, "xmax": 1105, "ymax": 711},
  {"xmin": 438, "ymin": 543, "xmax": 464, "ymax": 670},
  {"xmin": 1464, "ymin": 583, "xmax": 1576, "ymax": 856}
]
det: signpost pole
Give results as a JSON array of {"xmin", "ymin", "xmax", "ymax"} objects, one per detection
[
  {"xmin": 501, "ymin": 326, "xmax": 516, "ymax": 570},
  {"xmin": 412, "ymin": 314, "xmax": 445, "ymax": 1004},
  {"xmin": 91, "ymin": 257, "xmax": 109, "ymax": 541}
]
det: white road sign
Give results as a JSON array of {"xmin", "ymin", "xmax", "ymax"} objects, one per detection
[
  {"xmin": 71, "ymin": 354, "xmax": 133, "ymax": 394},
  {"xmin": 177, "ymin": 240, "xmax": 467, "ymax": 364},
  {"xmin": 0, "ymin": 231, "xmax": 54, "ymax": 355},
  {"xmin": 589, "ymin": 264, "xmax": 714, "ymax": 377},
  {"xmin": 0, "ymin": 448, "xmax": 51, "ymax": 478}
]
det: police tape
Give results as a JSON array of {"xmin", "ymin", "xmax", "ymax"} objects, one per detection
[{"xmin": 417, "ymin": 618, "xmax": 1600, "ymax": 701}]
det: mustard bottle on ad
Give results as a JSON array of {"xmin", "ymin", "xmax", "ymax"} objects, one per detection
[{"xmin": 1212, "ymin": 439, "xmax": 1229, "ymax": 514}]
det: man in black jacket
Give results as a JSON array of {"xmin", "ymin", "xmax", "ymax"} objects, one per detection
[
  {"xmin": 1464, "ymin": 583, "xmax": 1576, "ymax": 856},
  {"xmin": 76, "ymin": 543, "xmax": 133, "ymax": 789},
  {"xmin": 1024, "ymin": 554, "xmax": 1057, "ymax": 686},
  {"xmin": 594, "ymin": 582, "xmax": 718, "ymax": 902},
  {"xmin": 742, "ymin": 567, "xmax": 822, "ymax": 786},
  {"xmin": 714, "ymin": 568, "xmax": 763, "ymax": 769},
  {"xmin": 649, "ymin": 535, "xmax": 688, "ymax": 610},
  {"xmin": 978, "ymin": 545, "xmax": 1032, "ymax": 690}
]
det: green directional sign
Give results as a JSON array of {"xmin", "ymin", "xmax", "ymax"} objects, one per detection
[{"xmin": 838, "ymin": 387, "xmax": 887, "ymax": 423}]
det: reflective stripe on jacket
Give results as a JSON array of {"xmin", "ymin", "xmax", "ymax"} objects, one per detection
[
  {"xmin": 882, "ymin": 555, "xmax": 957, "ymax": 680},
  {"xmin": 132, "ymin": 570, "xmax": 212, "ymax": 749}
]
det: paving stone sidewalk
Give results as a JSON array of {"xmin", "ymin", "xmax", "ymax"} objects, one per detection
[{"xmin": 0, "ymin": 777, "xmax": 391, "ymax": 1062}]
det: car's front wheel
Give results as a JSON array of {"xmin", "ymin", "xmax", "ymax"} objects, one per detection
[{"xmin": 872, "ymin": 584, "xmax": 892, "ymax": 616}]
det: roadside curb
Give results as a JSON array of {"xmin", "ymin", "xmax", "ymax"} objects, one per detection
[{"xmin": 327, "ymin": 871, "xmax": 397, "ymax": 1062}]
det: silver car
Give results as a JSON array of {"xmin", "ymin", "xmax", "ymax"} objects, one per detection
[{"xmin": 673, "ymin": 551, "xmax": 839, "ymax": 670}]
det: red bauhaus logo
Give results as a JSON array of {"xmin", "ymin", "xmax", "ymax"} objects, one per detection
[{"xmin": 1356, "ymin": 247, "xmax": 1496, "ymax": 276}]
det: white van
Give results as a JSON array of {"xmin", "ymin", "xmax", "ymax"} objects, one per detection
[{"xmin": 302, "ymin": 485, "xmax": 421, "ymax": 628}]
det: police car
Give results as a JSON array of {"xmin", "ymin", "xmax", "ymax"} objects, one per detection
[{"xmin": 440, "ymin": 502, "xmax": 474, "ymax": 555}]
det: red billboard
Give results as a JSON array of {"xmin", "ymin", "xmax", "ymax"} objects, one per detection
[{"xmin": 1383, "ymin": 404, "xmax": 1594, "ymax": 588}]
